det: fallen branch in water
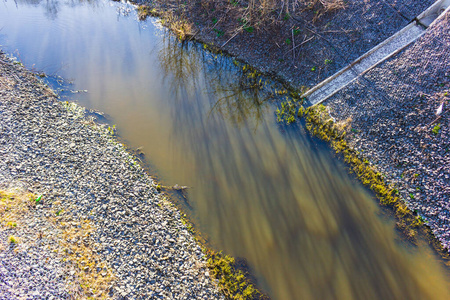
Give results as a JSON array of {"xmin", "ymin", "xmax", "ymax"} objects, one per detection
[{"xmin": 155, "ymin": 184, "xmax": 190, "ymax": 192}]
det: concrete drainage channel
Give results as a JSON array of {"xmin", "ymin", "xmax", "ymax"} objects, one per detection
[{"xmin": 304, "ymin": 0, "xmax": 450, "ymax": 106}]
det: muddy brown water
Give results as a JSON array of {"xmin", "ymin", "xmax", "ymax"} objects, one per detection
[{"xmin": 1, "ymin": 0, "xmax": 450, "ymax": 299}]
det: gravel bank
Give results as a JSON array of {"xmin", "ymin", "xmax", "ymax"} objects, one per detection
[
  {"xmin": 0, "ymin": 52, "xmax": 224, "ymax": 299},
  {"xmin": 135, "ymin": 0, "xmax": 434, "ymax": 88},
  {"xmin": 322, "ymin": 10, "xmax": 450, "ymax": 250}
]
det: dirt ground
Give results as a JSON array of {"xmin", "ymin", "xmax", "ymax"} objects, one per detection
[{"xmin": 135, "ymin": 0, "xmax": 434, "ymax": 88}]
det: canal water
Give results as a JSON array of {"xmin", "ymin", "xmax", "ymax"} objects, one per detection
[{"xmin": 1, "ymin": 0, "xmax": 450, "ymax": 299}]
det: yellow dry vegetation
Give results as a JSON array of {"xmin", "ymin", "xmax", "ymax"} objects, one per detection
[
  {"xmin": 0, "ymin": 190, "xmax": 37, "ymax": 249},
  {"xmin": 135, "ymin": 0, "xmax": 346, "ymax": 39},
  {"xmin": 0, "ymin": 189, "xmax": 115, "ymax": 299},
  {"xmin": 137, "ymin": 5, "xmax": 193, "ymax": 41},
  {"xmin": 50, "ymin": 214, "xmax": 115, "ymax": 299}
]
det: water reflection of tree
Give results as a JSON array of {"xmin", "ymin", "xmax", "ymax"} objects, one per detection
[
  {"xmin": 44, "ymin": 0, "xmax": 59, "ymax": 20},
  {"xmin": 13, "ymin": 0, "xmax": 59, "ymax": 19},
  {"xmin": 158, "ymin": 35, "xmax": 202, "ymax": 101},
  {"xmin": 157, "ymin": 33, "xmax": 273, "ymax": 127},
  {"xmin": 14, "ymin": 0, "xmax": 98, "ymax": 20},
  {"xmin": 206, "ymin": 70, "xmax": 271, "ymax": 127},
  {"xmin": 15, "ymin": 0, "xmax": 41, "ymax": 5}
]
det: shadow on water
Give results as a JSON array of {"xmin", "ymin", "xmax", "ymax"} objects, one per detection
[
  {"xmin": 1, "ymin": 1, "xmax": 450, "ymax": 299},
  {"xmin": 156, "ymin": 32, "xmax": 450, "ymax": 299}
]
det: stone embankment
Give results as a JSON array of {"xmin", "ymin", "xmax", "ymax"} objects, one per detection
[
  {"xmin": 321, "ymin": 9, "xmax": 450, "ymax": 250},
  {"xmin": 0, "ymin": 52, "xmax": 224, "ymax": 299}
]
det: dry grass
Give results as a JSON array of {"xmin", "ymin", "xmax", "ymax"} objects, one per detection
[
  {"xmin": 136, "ymin": 0, "xmax": 346, "ymax": 35},
  {"xmin": 50, "ymin": 214, "xmax": 115, "ymax": 299},
  {"xmin": 137, "ymin": 4, "xmax": 194, "ymax": 41},
  {"xmin": 137, "ymin": 5, "xmax": 160, "ymax": 20},
  {"xmin": 335, "ymin": 116, "xmax": 352, "ymax": 135},
  {"xmin": 249, "ymin": 0, "xmax": 346, "ymax": 14},
  {"xmin": 0, "ymin": 189, "xmax": 114, "ymax": 299},
  {"xmin": 226, "ymin": 0, "xmax": 346, "ymax": 28},
  {"xmin": 315, "ymin": 0, "xmax": 346, "ymax": 11},
  {"xmin": 0, "ymin": 190, "xmax": 37, "ymax": 246},
  {"xmin": 161, "ymin": 11, "xmax": 194, "ymax": 41}
]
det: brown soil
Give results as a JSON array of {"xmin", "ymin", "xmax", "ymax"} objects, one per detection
[{"xmin": 135, "ymin": 0, "xmax": 434, "ymax": 89}]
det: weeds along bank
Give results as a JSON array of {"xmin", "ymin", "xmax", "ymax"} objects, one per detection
[
  {"xmin": 136, "ymin": 0, "xmax": 346, "ymax": 32},
  {"xmin": 0, "ymin": 51, "xmax": 269, "ymax": 299},
  {"xmin": 304, "ymin": 10, "xmax": 450, "ymax": 256},
  {"xmin": 276, "ymin": 7, "xmax": 450, "ymax": 257},
  {"xmin": 300, "ymin": 105, "xmax": 450, "ymax": 261}
]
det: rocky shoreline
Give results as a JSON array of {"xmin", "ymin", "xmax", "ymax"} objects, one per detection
[{"xmin": 0, "ymin": 53, "xmax": 224, "ymax": 299}]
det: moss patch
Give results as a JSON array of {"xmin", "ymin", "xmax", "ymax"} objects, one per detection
[
  {"xmin": 159, "ymin": 196, "xmax": 267, "ymax": 299},
  {"xmin": 205, "ymin": 249, "xmax": 267, "ymax": 300}
]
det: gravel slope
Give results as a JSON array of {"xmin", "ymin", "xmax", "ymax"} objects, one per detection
[
  {"xmin": 0, "ymin": 52, "xmax": 223, "ymax": 299},
  {"xmin": 323, "ymin": 10, "xmax": 450, "ymax": 250}
]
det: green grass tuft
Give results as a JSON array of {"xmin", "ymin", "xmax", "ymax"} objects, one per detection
[
  {"xmin": 206, "ymin": 250, "xmax": 265, "ymax": 299},
  {"xmin": 432, "ymin": 123, "xmax": 441, "ymax": 135},
  {"xmin": 8, "ymin": 235, "xmax": 18, "ymax": 244}
]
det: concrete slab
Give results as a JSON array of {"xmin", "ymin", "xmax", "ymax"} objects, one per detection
[
  {"xmin": 304, "ymin": 0, "xmax": 450, "ymax": 106},
  {"xmin": 417, "ymin": 0, "xmax": 450, "ymax": 27}
]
